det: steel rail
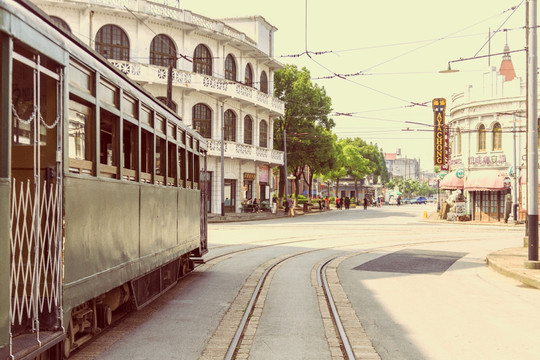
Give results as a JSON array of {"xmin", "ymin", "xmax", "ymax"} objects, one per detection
[
  {"xmin": 224, "ymin": 256, "xmax": 287, "ymax": 360},
  {"xmin": 318, "ymin": 257, "xmax": 356, "ymax": 360}
]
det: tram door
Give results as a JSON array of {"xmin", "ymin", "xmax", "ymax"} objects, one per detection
[{"xmin": 10, "ymin": 47, "xmax": 63, "ymax": 341}]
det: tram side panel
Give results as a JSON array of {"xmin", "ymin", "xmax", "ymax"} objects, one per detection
[
  {"xmin": 63, "ymin": 176, "xmax": 140, "ymax": 314},
  {"xmin": 178, "ymin": 188, "xmax": 201, "ymax": 251},
  {"xmin": 139, "ymin": 185, "xmax": 179, "ymax": 274}
]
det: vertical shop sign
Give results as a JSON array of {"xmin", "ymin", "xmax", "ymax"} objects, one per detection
[{"xmin": 432, "ymin": 98, "xmax": 447, "ymax": 168}]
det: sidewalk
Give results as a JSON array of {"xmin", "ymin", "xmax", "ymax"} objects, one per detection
[
  {"xmin": 426, "ymin": 212, "xmax": 540, "ymax": 290},
  {"xmin": 208, "ymin": 206, "xmax": 328, "ymax": 223}
]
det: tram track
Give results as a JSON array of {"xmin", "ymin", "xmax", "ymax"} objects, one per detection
[
  {"xmin": 202, "ymin": 235, "xmax": 502, "ymax": 360},
  {"xmin": 71, "ymin": 232, "xmax": 506, "ymax": 360}
]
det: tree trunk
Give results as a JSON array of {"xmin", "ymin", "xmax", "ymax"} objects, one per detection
[
  {"xmin": 336, "ymin": 178, "xmax": 340, "ymax": 198},
  {"xmin": 354, "ymin": 178, "xmax": 359, "ymax": 204},
  {"xmin": 279, "ymin": 165, "xmax": 286, "ymax": 208}
]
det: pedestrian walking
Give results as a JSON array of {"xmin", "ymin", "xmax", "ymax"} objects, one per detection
[
  {"xmin": 325, "ymin": 196, "xmax": 329, "ymax": 210},
  {"xmin": 335, "ymin": 197, "xmax": 340, "ymax": 209},
  {"xmin": 363, "ymin": 197, "xmax": 368, "ymax": 210},
  {"xmin": 345, "ymin": 196, "xmax": 350, "ymax": 210}
]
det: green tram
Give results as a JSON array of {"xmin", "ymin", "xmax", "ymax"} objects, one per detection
[{"xmin": 0, "ymin": 0, "xmax": 208, "ymax": 358}]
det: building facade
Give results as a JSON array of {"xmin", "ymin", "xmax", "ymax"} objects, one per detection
[
  {"xmin": 443, "ymin": 46, "xmax": 533, "ymax": 222},
  {"xmin": 36, "ymin": 0, "xmax": 285, "ymax": 214}
]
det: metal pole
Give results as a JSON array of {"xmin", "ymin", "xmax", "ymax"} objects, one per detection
[
  {"xmin": 513, "ymin": 114, "xmax": 518, "ymax": 221},
  {"xmin": 527, "ymin": 0, "xmax": 538, "ymax": 262},
  {"xmin": 221, "ymin": 103, "xmax": 225, "ymax": 216},
  {"xmin": 283, "ymin": 127, "xmax": 288, "ymax": 202}
]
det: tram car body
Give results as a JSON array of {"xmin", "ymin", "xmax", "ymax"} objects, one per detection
[{"xmin": 0, "ymin": 0, "xmax": 208, "ymax": 358}]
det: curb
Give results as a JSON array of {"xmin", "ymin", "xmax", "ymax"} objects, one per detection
[{"xmin": 486, "ymin": 247, "xmax": 540, "ymax": 290}]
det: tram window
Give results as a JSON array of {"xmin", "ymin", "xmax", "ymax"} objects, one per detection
[
  {"xmin": 69, "ymin": 60, "xmax": 93, "ymax": 94},
  {"xmin": 178, "ymin": 147, "xmax": 185, "ymax": 187},
  {"xmin": 194, "ymin": 154, "xmax": 200, "ymax": 189},
  {"xmin": 155, "ymin": 137, "xmax": 166, "ymax": 184},
  {"xmin": 155, "ymin": 114, "xmax": 165, "ymax": 134},
  {"xmin": 167, "ymin": 122, "xmax": 175, "ymax": 139},
  {"xmin": 141, "ymin": 105, "xmax": 152, "ymax": 126},
  {"xmin": 167, "ymin": 142, "xmax": 176, "ymax": 186},
  {"xmin": 12, "ymin": 60, "xmax": 35, "ymax": 146},
  {"xmin": 187, "ymin": 151, "xmax": 193, "ymax": 187},
  {"xmin": 122, "ymin": 94, "xmax": 137, "ymax": 118},
  {"xmin": 100, "ymin": 111, "xmax": 118, "ymax": 178},
  {"xmin": 99, "ymin": 80, "xmax": 118, "ymax": 108},
  {"xmin": 141, "ymin": 129, "xmax": 153, "ymax": 183},
  {"xmin": 123, "ymin": 120, "xmax": 137, "ymax": 181},
  {"xmin": 68, "ymin": 99, "xmax": 94, "ymax": 174}
]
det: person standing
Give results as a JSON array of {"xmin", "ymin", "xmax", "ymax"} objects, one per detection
[
  {"xmin": 288, "ymin": 195, "xmax": 295, "ymax": 217},
  {"xmin": 363, "ymin": 197, "xmax": 368, "ymax": 210},
  {"xmin": 345, "ymin": 196, "xmax": 350, "ymax": 210},
  {"xmin": 325, "ymin": 196, "xmax": 329, "ymax": 210}
]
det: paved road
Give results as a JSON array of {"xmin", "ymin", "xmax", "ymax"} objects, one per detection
[{"xmin": 72, "ymin": 204, "xmax": 539, "ymax": 360}]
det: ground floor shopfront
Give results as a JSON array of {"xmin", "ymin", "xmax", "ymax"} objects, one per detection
[
  {"xmin": 440, "ymin": 169, "xmax": 512, "ymax": 223},
  {"xmin": 206, "ymin": 155, "xmax": 277, "ymax": 214}
]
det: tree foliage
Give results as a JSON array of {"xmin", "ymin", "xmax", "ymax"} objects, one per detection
[{"xmin": 273, "ymin": 64, "xmax": 334, "ymax": 203}]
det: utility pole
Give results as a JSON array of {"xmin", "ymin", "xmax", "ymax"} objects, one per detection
[{"xmin": 526, "ymin": 0, "xmax": 539, "ymax": 267}]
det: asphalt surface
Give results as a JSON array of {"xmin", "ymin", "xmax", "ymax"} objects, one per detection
[{"xmin": 210, "ymin": 206, "xmax": 540, "ymax": 292}]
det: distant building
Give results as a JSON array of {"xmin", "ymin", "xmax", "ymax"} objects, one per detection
[{"xmin": 384, "ymin": 153, "xmax": 420, "ymax": 180}]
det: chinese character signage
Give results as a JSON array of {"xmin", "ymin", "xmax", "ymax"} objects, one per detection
[{"xmin": 432, "ymin": 98, "xmax": 446, "ymax": 167}]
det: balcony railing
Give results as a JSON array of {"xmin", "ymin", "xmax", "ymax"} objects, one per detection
[
  {"xmin": 109, "ymin": 60, "xmax": 285, "ymax": 115},
  {"xmin": 208, "ymin": 140, "xmax": 284, "ymax": 165}
]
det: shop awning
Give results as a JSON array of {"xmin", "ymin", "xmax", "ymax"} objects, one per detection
[
  {"xmin": 439, "ymin": 171, "xmax": 464, "ymax": 190},
  {"xmin": 464, "ymin": 170, "xmax": 510, "ymax": 191}
]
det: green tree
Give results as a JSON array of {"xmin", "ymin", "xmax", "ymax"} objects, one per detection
[{"xmin": 273, "ymin": 64, "xmax": 334, "ymax": 205}]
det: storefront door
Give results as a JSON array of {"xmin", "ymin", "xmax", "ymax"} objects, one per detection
[{"xmin": 224, "ymin": 179, "xmax": 236, "ymax": 212}]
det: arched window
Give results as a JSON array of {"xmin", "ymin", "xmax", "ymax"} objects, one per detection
[
  {"xmin": 245, "ymin": 63, "xmax": 253, "ymax": 87},
  {"xmin": 244, "ymin": 115, "xmax": 253, "ymax": 145},
  {"xmin": 157, "ymin": 96, "xmax": 177, "ymax": 113},
  {"xmin": 224, "ymin": 110, "xmax": 236, "ymax": 142},
  {"xmin": 193, "ymin": 44, "xmax": 212, "ymax": 75},
  {"xmin": 150, "ymin": 34, "xmax": 176, "ymax": 68},
  {"xmin": 478, "ymin": 124, "xmax": 486, "ymax": 152},
  {"xmin": 95, "ymin": 25, "xmax": 130, "ymax": 61},
  {"xmin": 225, "ymin": 54, "xmax": 236, "ymax": 82},
  {"xmin": 50, "ymin": 16, "xmax": 71, "ymax": 33},
  {"xmin": 492, "ymin": 122, "xmax": 502, "ymax": 150},
  {"xmin": 192, "ymin": 103, "xmax": 212, "ymax": 138},
  {"xmin": 259, "ymin": 120, "xmax": 268, "ymax": 148},
  {"xmin": 260, "ymin": 71, "xmax": 268, "ymax": 94}
]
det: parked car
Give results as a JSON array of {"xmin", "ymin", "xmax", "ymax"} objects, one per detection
[{"xmin": 411, "ymin": 196, "xmax": 428, "ymax": 204}]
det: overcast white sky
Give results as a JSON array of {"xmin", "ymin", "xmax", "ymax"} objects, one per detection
[{"xmin": 182, "ymin": 0, "xmax": 528, "ymax": 171}]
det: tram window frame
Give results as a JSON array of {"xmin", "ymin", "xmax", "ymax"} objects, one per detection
[
  {"xmin": 194, "ymin": 153, "xmax": 200, "ymax": 189},
  {"xmin": 167, "ymin": 142, "xmax": 176, "ymax": 186},
  {"xmin": 122, "ymin": 119, "xmax": 138, "ymax": 181},
  {"xmin": 178, "ymin": 147, "xmax": 186, "ymax": 187},
  {"xmin": 99, "ymin": 79, "xmax": 118, "ymax": 108},
  {"xmin": 140, "ymin": 105, "xmax": 152, "ymax": 127},
  {"xmin": 69, "ymin": 60, "xmax": 94, "ymax": 94},
  {"xmin": 99, "ymin": 110, "xmax": 119, "ymax": 178},
  {"xmin": 122, "ymin": 93, "xmax": 137, "ymax": 118},
  {"xmin": 140, "ymin": 128, "xmax": 153, "ymax": 183},
  {"xmin": 68, "ymin": 98, "xmax": 95, "ymax": 175},
  {"xmin": 187, "ymin": 150, "xmax": 193, "ymax": 188},
  {"xmin": 155, "ymin": 114, "xmax": 165, "ymax": 134},
  {"xmin": 155, "ymin": 136, "xmax": 166, "ymax": 185}
]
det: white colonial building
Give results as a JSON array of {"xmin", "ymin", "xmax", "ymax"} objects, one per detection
[
  {"xmin": 442, "ymin": 45, "xmax": 532, "ymax": 222},
  {"xmin": 36, "ymin": 0, "xmax": 285, "ymax": 214}
]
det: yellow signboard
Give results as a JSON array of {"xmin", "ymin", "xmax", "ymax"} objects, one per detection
[{"xmin": 432, "ymin": 98, "xmax": 446, "ymax": 166}]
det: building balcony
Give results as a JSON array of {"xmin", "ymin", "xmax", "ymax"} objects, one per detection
[
  {"xmin": 109, "ymin": 60, "xmax": 285, "ymax": 116},
  {"xmin": 207, "ymin": 140, "xmax": 284, "ymax": 167}
]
